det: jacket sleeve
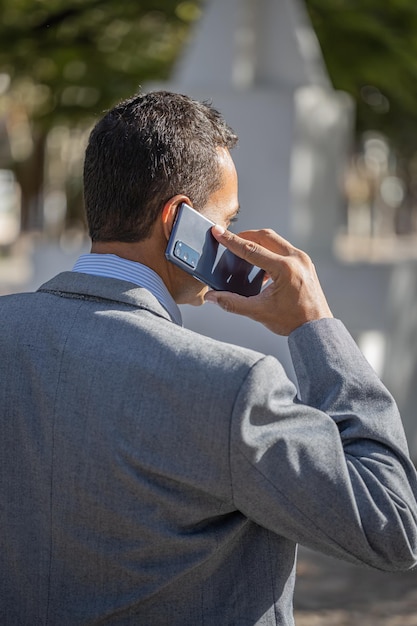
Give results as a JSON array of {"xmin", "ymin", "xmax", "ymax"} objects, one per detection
[{"xmin": 229, "ymin": 318, "xmax": 417, "ymax": 571}]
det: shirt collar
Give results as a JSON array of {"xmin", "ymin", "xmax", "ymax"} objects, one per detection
[{"xmin": 72, "ymin": 253, "xmax": 182, "ymax": 326}]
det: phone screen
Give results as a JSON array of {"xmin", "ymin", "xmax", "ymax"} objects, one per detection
[{"xmin": 165, "ymin": 203, "xmax": 265, "ymax": 296}]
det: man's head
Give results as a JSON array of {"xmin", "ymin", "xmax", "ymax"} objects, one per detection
[{"xmin": 83, "ymin": 90, "xmax": 238, "ymax": 243}]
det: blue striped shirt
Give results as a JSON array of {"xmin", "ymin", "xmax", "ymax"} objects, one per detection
[{"xmin": 72, "ymin": 253, "xmax": 182, "ymax": 326}]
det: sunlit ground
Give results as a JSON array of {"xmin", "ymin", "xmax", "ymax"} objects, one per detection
[{"xmin": 294, "ymin": 546, "xmax": 417, "ymax": 626}]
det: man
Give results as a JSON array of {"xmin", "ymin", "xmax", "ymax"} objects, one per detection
[{"xmin": 1, "ymin": 90, "xmax": 416, "ymax": 625}]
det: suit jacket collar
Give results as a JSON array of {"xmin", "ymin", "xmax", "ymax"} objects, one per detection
[{"xmin": 38, "ymin": 272, "xmax": 181, "ymax": 325}]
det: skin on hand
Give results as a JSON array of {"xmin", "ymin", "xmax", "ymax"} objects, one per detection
[{"xmin": 204, "ymin": 226, "xmax": 333, "ymax": 336}]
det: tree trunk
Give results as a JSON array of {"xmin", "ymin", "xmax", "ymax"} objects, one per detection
[{"xmin": 14, "ymin": 130, "xmax": 47, "ymax": 231}]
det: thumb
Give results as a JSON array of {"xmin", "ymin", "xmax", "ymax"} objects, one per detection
[{"xmin": 204, "ymin": 290, "xmax": 254, "ymax": 316}]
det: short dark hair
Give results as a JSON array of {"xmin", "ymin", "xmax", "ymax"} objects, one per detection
[{"xmin": 83, "ymin": 90, "xmax": 238, "ymax": 242}]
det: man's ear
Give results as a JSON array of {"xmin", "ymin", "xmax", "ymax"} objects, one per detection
[{"xmin": 161, "ymin": 195, "xmax": 191, "ymax": 241}]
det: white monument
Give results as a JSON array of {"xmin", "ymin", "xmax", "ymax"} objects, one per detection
[{"xmin": 156, "ymin": 0, "xmax": 354, "ymax": 382}]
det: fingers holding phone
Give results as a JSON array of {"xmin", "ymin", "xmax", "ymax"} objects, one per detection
[
  {"xmin": 205, "ymin": 226, "xmax": 333, "ymax": 336},
  {"xmin": 165, "ymin": 203, "xmax": 265, "ymax": 297}
]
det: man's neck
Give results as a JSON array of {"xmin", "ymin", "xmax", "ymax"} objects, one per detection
[{"xmin": 90, "ymin": 237, "xmax": 183, "ymax": 303}]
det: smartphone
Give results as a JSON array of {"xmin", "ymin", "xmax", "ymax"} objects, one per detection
[{"xmin": 165, "ymin": 203, "xmax": 265, "ymax": 296}]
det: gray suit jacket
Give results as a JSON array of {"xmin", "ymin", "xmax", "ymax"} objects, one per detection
[{"xmin": 1, "ymin": 271, "xmax": 417, "ymax": 625}]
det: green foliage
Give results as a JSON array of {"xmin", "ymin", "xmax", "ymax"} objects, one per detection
[
  {"xmin": 0, "ymin": 0, "xmax": 203, "ymax": 229},
  {"xmin": 305, "ymin": 0, "xmax": 417, "ymax": 154},
  {"xmin": 0, "ymin": 0, "xmax": 202, "ymax": 128}
]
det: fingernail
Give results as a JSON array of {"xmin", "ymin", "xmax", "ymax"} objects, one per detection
[
  {"xmin": 204, "ymin": 292, "xmax": 218, "ymax": 304},
  {"xmin": 212, "ymin": 225, "xmax": 225, "ymax": 236}
]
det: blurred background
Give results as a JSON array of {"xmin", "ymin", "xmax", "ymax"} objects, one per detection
[
  {"xmin": 1, "ymin": 2, "xmax": 417, "ymax": 621},
  {"xmin": 2, "ymin": 0, "xmax": 417, "ymax": 250}
]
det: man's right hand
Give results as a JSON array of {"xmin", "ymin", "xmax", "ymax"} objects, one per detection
[{"xmin": 204, "ymin": 226, "xmax": 333, "ymax": 336}]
